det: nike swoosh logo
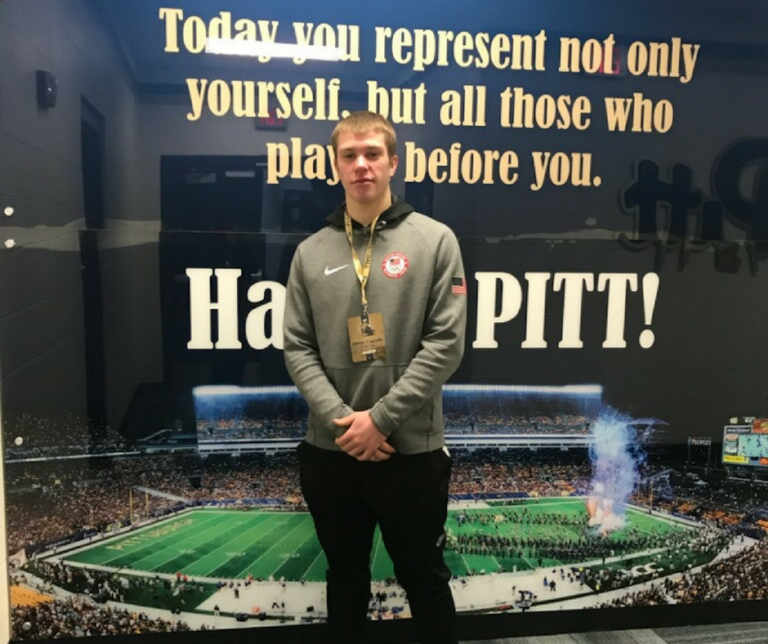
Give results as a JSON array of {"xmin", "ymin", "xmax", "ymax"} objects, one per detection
[{"xmin": 324, "ymin": 264, "xmax": 349, "ymax": 276}]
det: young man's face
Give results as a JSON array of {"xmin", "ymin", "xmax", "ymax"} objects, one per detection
[{"xmin": 334, "ymin": 130, "xmax": 398, "ymax": 209}]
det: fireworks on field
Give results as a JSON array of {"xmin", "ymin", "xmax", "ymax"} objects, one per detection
[{"xmin": 587, "ymin": 410, "xmax": 642, "ymax": 536}]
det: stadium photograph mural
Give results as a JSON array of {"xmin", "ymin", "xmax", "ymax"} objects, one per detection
[{"xmin": 2, "ymin": 1, "xmax": 768, "ymax": 642}]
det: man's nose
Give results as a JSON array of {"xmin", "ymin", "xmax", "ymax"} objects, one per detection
[{"xmin": 354, "ymin": 155, "xmax": 367, "ymax": 169}]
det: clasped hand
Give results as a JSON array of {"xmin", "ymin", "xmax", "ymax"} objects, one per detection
[{"xmin": 334, "ymin": 411, "xmax": 396, "ymax": 462}]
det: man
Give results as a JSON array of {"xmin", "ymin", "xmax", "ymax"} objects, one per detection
[{"xmin": 283, "ymin": 111, "xmax": 467, "ymax": 644}]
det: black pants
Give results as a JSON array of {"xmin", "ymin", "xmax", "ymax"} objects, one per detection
[{"xmin": 298, "ymin": 441, "xmax": 458, "ymax": 644}]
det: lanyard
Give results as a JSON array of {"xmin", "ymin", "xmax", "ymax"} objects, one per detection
[{"xmin": 344, "ymin": 211, "xmax": 381, "ymax": 318}]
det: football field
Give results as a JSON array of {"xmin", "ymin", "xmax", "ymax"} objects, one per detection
[
  {"xmin": 60, "ymin": 500, "xmax": 691, "ymax": 582},
  {"xmin": 447, "ymin": 497, "xmax": 689, "ymax": 574}
]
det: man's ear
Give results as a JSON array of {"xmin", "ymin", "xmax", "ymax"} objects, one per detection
[{"xmin": 389, "ymin": 154, "xmax": 399, "ymax": 176}]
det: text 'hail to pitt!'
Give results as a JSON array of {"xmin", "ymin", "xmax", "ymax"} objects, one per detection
[{"xmin": 185, "ymin": 269, "xmax": 660, "ymax": 351}]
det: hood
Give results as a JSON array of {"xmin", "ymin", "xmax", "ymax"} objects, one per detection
[{"xmin": 326, "ymin": 196, "xmax": 415, "ymax": 229}]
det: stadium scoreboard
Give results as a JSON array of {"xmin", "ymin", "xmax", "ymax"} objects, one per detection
[{"xmin": 722, "ymin": 418, "xmax": 768, "ymax": 466}]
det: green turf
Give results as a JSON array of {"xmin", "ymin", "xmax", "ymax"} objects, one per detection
[
  {"xmin": 444, "ymin": 499, "xmax": 689, "ymax": 575},
  {"xmin": 60, "ymin": 501, "xmax": 693, "ymax": 583}
]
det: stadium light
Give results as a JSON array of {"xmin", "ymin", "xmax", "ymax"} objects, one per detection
[
  {"xmin": 443, "ymin": 384, "xmax": 603, "ymax": 396},
  {"xmin": 194, "ymin": 383, "xmax": 604, "ymax": 397},
  {"xmin": 193, "ymin": 385, "xmax": 301, "ymax": 397},
  {"xmin": 205, "ymin": 38, "xmax": 344, "ymax": 61}
]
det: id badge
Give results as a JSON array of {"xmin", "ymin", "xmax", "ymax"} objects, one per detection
[{"xmin": 347, "ymin": 312, "xmax": 387, "ymax": 362}]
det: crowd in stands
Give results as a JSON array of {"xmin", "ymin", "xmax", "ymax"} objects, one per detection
[
  {"xmin": 666, "ymin": 538, "xmax": 768, "ymax": 602},
  {"xmin": 444, "ymin": 413, "xmax": 592, "ymax": 435},
  {"xmin": 11, "ymin": 537, "xmax": 765, "ymax": 637},
  {"xmin": 443, "ymin": 393, "xmax": 597, "ymax": 435},
  {"xmin": 631, "ymin": 472, "xmax": 768, "ymax": 533},
  {"xmin": 3, "ymin": 396, "xmax": 601, "ymax": 456},
  {"xmin": 191, "ymin": 393, "xmax": 598, "ymax": 440},
  {"xmin": 195, "ymin": 395, "xmax": 308, "ymax": 441},
  {"xmin": 5, "ymin": 456, "xmax": 198, "ymax": 554},
  {"xmin": 3, "ymin": 413, "xmax": 130, "ymax": 459},
  {"xmin": 594, "ymin": 585, "xmax": 670, "ymax": 608},
  {"xmin": 10, "ymin": 448, "xmax": 768, "ymax": 549},
  {"xmin": 3, "ymin": 454, "xmax": 298, "ymax": 553},
  {"xmin": 9, "ymin": 396, "xmax": 768, "ymax": 637},
  {"xmin": 6, "ymin": 451, "xmax": 594, "ymax": 553},
  {"xmin": 9, "ymin": 447, "xmax": 768, "ymax": 558},
  {"xmin": 11, "ymin": 597, "xmax": 196, "ymax": 638},
  {"xmin": 672, "ymin": 474, "xmax": 768, "ymax": 514},
  {"xmin": 5, "ymin": 452, "xmax": 309, "ymax": 552},
  {"xmin": 450, "ymin": 449, "xmax": 591, "ymax": 497},
  {"xmin": 192, "ymin": 453, "xmax": 303, "ymax": 501},
  {"xmin": 196, "ymin": 417, "xmax": 307, "ymax": 441},
  {"xmin": 194, "ymin": 413, "xmax": 595, "ymax": 440},
  {"xmin": 6, "ymin": 446, "xmax": 768, "ymax": 638}
]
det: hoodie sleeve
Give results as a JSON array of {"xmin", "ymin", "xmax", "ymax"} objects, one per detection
[
  {"xmin": 283, "ymin": 245, "xmax": 354, "ymax": 433},
  {"xmin": 368, "ymin": 226, "xmax": 467, "ymax": 436}
]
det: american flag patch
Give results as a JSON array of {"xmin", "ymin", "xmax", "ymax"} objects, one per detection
[{"xmin": 451, "ymin": 276, "xmax": 467, "ymax": 295}]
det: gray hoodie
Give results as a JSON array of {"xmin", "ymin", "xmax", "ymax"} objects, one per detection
[{"xmin": 283, "ymin": 197, "xmax": 467, "ymax": 455}]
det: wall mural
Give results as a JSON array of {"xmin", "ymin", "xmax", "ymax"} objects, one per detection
[{"xmin": 2, "ymin": 1, "xmax": 768, "ymax": 641}]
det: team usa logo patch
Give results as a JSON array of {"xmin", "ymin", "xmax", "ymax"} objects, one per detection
[{"xmin": 382, "ymin": 252, "xmax": 409, "ymax": 278}]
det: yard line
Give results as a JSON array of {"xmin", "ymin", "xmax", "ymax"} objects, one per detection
[
  {"xmin": 133, "ymin": 513, "xmax": 264, "ymax": 570},
  {"xmin": 228, "ymin": 513, "xmax": 314, "ymax": 574},
  {"xmin": 521, "ymin": 553, "xmax": 536, "ymax": 569},
  {"xmin": 201, "ymin": 513, "xmax": 309, "ymax": 578},
  {"xmin": 627, "ymin": 507, "xmax": 694, "ymax": 532},
  {"xmin": 191, "ymin": 513, "xmax": 302, "ymax": 577},
  {"xmin": 303, "ymin": 544, "xmax": 326, "ymax": 579},
  {"xmin": 252, "ymin": 518, "xmax": 319, "ymax": 580},
  {"xmin": 76, "ymin": 514, "xmax": 220, "ymax": 565},
  {"xmin": 72, "ymin": 513, "xmax": 226, "ymax": 567},
  {"xmin": 254, "ymin": 515, "xmax": 318, "ymax": 578},
  {"xmin": 184, "ymin": 514, "xmax": 296, "ymax": 574},
  {"xmin": 124, "ymin": 513, "xmax": 258, "ymax": 572},
  {"xmin": 234, "ymin": 515, "xmax": 313, "ymax": 579},
  {"xmin": 628, "ymin": 510, "xmax": 695, "ymax": 534},
  {"xmin": 370, "ymin": 530, "xmax": 384, "ymax": 574}
]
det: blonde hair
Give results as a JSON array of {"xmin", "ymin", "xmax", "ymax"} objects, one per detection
[{"xmin": 331, "ymin": 111, "xmax": 397, "ymax": 157}]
